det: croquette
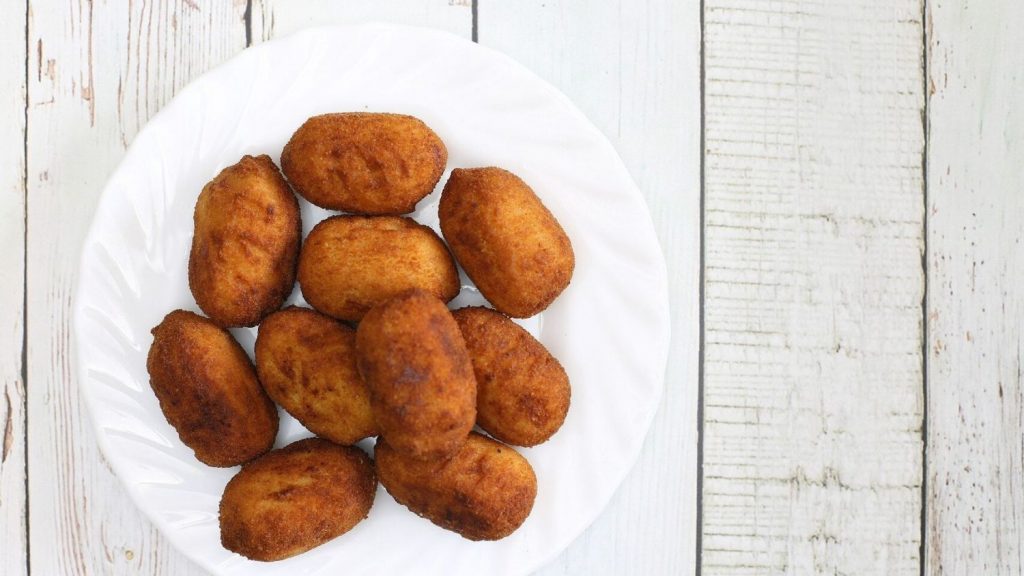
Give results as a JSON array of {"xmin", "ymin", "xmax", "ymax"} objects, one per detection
[
  {"xmin": 439, "ymin": 167, "xmax": 574, "ymax": 318},
  {"xmin": 219, "ymin": 438, "xmax": 377, "ymax": 561},
  {"xmin": 356, "ymin": 289, "xmax": 476, "ymax": 461},
  {"xmin": 375, "ymin": 432, "xmax": 536, "ymax": 541},
  {"xmin": 255, "ymin": 307, "xmax": 378, "ymax": 445},
  {"xmin": 281, "ymin": 112, "xmax": 447, "ymax": 215},
  {"xmin": 453, "ymin": 306, "xmax": 570, "ymax": 446},
  {"xmin": 188, "ymin": 154, "xmax": 301, "ymax": 327},
  {"xmin": 147, "ymin": 309, "xmax": 278, "ymax": 467},
  {"xmin": 298, "ymin": 215, "xmax": 459, "ymax": 322}
]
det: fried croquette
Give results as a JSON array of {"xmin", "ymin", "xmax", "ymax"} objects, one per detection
[
  {"xmin": 298, "ymin": 215, "xmax": 460, "ymax": 322},
  {"xmin": 147, "ymin": 310, "xmax": 278, "ymax": 467},
  {"xmin": 375, "ymin": 432, "xmax": 537, "ymax": 541},
  {"xmin": 356, "ymin": 289, "xmax": 476, "ymax": 461},
  {"xmin": 188, "ymin": 154, "xmax": 301, "ymax": 327},
  {"xmin": 281, "ymin": 112, "xmax": 447, "ymax": 215},
  {"xmin": 255, "ymin": 307, "xmax": 378, "ymax": 445},
  {"xmin": 219, "ymin": 438, "xmax": 377, "ymax": 561},
  {"xmin": 439, "ymin": 167, "xmax": 574, "ymax": 318},
  {"xmin": 453, "ymin": 307, "xmax": 570, "ymax": 446}
]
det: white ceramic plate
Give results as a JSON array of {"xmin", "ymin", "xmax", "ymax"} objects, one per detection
[{"xmin": 75, "ymin": 23, "xmax": 670, "ymax": 576}]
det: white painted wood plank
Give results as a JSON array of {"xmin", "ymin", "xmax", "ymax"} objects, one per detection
[
  {"xmin": 925, "ymin": 2, "xmax": 1024, "ymax": 573},
  {"xmin": 478, "ymin": 1, "xmax": 700, "ymax": 574},
  {"xmin": 703, "ymin": 1, "xmax": 925, "ymax": 574},
  {"xmin": 0, "ymin": 1, "xmax": 27, "ymax": 575},
  {"xmin": 251, "ymin": 0, "xmax": 471, "ymax": 42},
  {"xmin": 25, "ymin": 2, "xmax": 247, "ymax": 574}
]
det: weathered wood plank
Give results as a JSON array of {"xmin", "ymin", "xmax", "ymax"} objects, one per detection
[
  {"xmin": 250, "ymin": 0, "xmax": 471, "ymax": 42},
  {"xmin": 477, "ymin": 1, "xmax": 701, "ymax": 574},
  {"xmin": 702, "ymin": 1, "xmax": 925, "ymax": 573},
  {"xmin": 925, "ymin": 2, "xmax": 1024, "ymax": 573},
  {"xmin": 0, "ymin": 1, "xmax": 27, "ymax": 575},
  {"xmin": 25, "ymin": 2, "xmax": 247, "ymax": 574}
]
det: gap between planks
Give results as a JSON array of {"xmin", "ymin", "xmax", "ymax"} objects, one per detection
[
  {"xmin": 919, "ymin": 0, "xmax": 930, "ymax": 574},
  {"xmin": 697, "ymin": 0, "xmax": 708, "ymax": 571}
]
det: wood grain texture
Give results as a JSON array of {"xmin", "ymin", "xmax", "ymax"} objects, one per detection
[
  {"xmin": 925, "ymin": 2, "xmax": 1024, "ymax": 573},
  {"xmin": 702, "ymin": 1, "xmax": 925, "ymax": 574},
  {"xmin": 251, "ymin": 0, "xmax": 471, "ymax": 43},
  {"xmin": 478, "ymin": 1, "xmax": 701, "ymax": 574},
  {"xmin": 25, "ymin": 2, "xmax": 246, "ymax": 574},
  {"xmin": 0, "ymin": 1, "xmax": 27, "ymax": 575}
]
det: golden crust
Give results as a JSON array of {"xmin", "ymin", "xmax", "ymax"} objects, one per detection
[
  {"xmin": 453, "ymin": 307, "xmax": 570, "ymax": 446},
  {"xmin": 439, "ymin": 167, "xmax": 574, "ymax": 318},
  {"xmin": 298, "ymin": 215, "xmax": 460, "ymax": 322},
  {"xmin": 188, "ymin": 154, "xmax": 301, "ymax": 327},
  {"xmin": 281, "ymin": 113, "xmax": 447, "ymax": 215},
  {"xmin": 146, "ymin": 310, "xmax": 278, "ymax": 467},
  {"xmin": 255, "ymin": 307, "xmax": 378, "ymax": 445},
  {"xmin": 356, "ymin": 289, "xmax": 476, "ymax": 461},
  {"xmin": 219, "ymin": 438, "xmax": 377, "ymax": 561},
  {"xmin": 375, "ymin": 432, "xmax": 537, "ymax": 541}
]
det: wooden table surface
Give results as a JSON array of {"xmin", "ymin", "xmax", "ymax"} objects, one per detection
[{"xmin": 0, "ymin": 1, "xmax": 1020, "ymax": 574}]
